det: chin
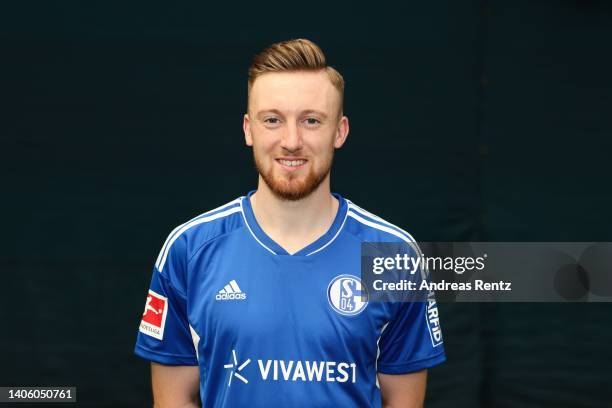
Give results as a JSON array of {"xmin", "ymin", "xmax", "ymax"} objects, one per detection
[
  {"xmin": 269, "ymin": 178, "xmax": 313, "ymax": 201},
  {"xmin": 254, "ymin": 153, "xmax": 332, "ymax": 201},
  {"xmin": 263, "ymin": 171, "xmax": 327, "ymax": 201}
]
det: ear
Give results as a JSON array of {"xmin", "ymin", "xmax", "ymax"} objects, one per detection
[
  {"xmin": 333, "ymin": 116, "xmax": 349, "ymax": 149},
  {"xmin": 243, "ymin": 113, "xmax": 253, "ymax": 146}
]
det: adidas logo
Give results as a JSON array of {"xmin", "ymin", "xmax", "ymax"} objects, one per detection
[{"xmin": 215, "ymin": 279, "xmax": 247, "ymax": 301}]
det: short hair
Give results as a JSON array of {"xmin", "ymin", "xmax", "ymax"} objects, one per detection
[{"xmin": 247, "ymin": 39, "xmax": 344, "ymax": 114}]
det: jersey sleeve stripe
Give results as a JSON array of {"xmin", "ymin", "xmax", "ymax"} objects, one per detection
[
  {"xmin": 154, "ymin": 198, "xmax": 242, "ymax": 268},
  {"xmin": 189, "ymin": 325, "xmax": 201, "ymax": 361},
  {"xmin": 347, "ymin": 202, "xmax": 427, "ymax": 266},
  {"xmin": 346, "ymin": 210, "xmax": 428, "ymax": 282},
  {"xmin": 157, "ymin": 206, "xmax": 243, "ymax": 272},
  {"xmin": 155, "ymin": 222, "xmax": 188, "ymax": 269},
  {"xmin": 347, "ymin": 201, "xmax": 418, "ymax": 244},
  {"xmin": 346, "ymin": 210, "xmax": 415, "ymax": 245},
  {"xmin": 375, "ymin": 321, "xmax": 390, "ymax": 387}
]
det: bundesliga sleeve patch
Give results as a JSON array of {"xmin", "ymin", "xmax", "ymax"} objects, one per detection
[{"xmin": 139, "ymin": 290, "xmax": 168, "ymax": 340}]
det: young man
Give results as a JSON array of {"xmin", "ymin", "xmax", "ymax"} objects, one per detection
[{"xmin": 135, "ymin": 39, "xmax": 445, "ymax": 407}]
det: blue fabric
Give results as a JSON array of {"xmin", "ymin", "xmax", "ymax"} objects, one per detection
[{"xmin": 135, "ymin": 192, "xmax": 445, "ymax": 407}]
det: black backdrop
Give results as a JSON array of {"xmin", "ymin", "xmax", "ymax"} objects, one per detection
[{"xmin": 2, "ymin": 1, "xmax": 612, "ymax": 407}]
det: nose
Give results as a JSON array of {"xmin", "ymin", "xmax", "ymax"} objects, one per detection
[{"xmin": 280, "ymin": 121, "xmax": 303, "ymax": 152}]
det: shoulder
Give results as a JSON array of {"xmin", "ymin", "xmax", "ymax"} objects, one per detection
[
  {"xmin": 155, "ymin": 197, "xmax": 245, "ymax": 272},
  {"xmin": 343, "ymin": 199, "xmax": 418, "ymax": 246}
]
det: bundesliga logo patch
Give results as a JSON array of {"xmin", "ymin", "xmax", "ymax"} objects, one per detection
[{"xmin": 139, "ymin": 289, "xmax": 168, "ymax": 340}]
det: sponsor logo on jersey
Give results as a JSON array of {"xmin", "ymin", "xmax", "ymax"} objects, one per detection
[
  {"xmin": 223, "ymin": 349, "xmax": 357, "ymax": 386},
  {"xmin": 216, "ymin": 279, "xmax": 247, "ymax": 301},
  {"xmin": 139, "ymin": 289, "xmax": 168, "ymax": 340},
  {"xmin": 224, "ymin": 349, "xmax": 251, "ymax": 386},
  {"xmin": 427, "ymin": 296, "xmax": 444, "ymax": 347},
  {"xmin": 327, "ymin": 274, "xmax": 368, "ymax": 316}
]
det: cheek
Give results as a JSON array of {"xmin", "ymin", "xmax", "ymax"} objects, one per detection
[
  {"xmin": 251, "ymin": 133, "xmax": 276, "ymax": 154},
  {"xmin": 312, "ymin": 135, "xmax": 336, "ymax": 156}
]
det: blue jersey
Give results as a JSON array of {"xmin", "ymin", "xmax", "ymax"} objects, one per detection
[{"xmin": 135, "ymin": 192, "xmax": 445, "ymax": 407}]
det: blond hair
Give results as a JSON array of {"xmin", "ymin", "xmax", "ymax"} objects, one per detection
[{"xmin": 248, "ymin": 39, "xmax": 344, "ymax": 114}]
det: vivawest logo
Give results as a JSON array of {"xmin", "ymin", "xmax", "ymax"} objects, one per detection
[
  {"xmin": 223, "ymin": 349, "xmax": 357, "ymax": 387},
  {"xmin": 327, "ymin": 275, "xmax": 368, "ymax": 316},
  {"xmin": 216, "ymin": 279, "xmax": 247, "ymax": 301}
]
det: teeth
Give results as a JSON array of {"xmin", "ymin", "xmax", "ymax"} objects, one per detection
[{"xmin": 279, "ymin": 159, "xmax": 305, "ymax": 167}]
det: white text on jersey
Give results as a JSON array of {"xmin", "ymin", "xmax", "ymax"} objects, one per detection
[{"xmin": 257, "ymin": 360, "xmax": 357, "ymax": 383}]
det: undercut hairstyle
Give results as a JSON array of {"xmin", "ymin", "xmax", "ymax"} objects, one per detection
[{"xmin": 247, "ymin": 38, "xmax": 344, "ymax": 115}]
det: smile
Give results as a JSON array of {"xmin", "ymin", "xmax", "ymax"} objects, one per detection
[
  {"xmin": 277, "ymin": 159, "xmax": 307, "ymax": 168},
  {"xmin": 278, "ymin": 159, "xmax": 306, "ymax": 167}
]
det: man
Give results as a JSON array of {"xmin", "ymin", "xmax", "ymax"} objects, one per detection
[{"xmin": 135, "ymin": 39, "xmax": 445, "ymax": 407}]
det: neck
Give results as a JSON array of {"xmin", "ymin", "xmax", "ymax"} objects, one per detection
[{"xmin": 250, "ymin": 176, "xmax": 339, "ymax": 255}]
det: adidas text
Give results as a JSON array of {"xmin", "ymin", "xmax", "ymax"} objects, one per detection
[{"xmin": 216, "ymin": 292, "xmax": 247, "ymax": 301}]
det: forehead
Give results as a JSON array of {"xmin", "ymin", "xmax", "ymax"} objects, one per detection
[{"xmin": 249, "ymin": 70, "xmax": 340, "ymax": 114}]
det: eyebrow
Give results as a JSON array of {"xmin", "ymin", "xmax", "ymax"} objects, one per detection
[
  {"xmin": 255, "ymin": 109, "xmax": 329, "ymax": 120},
  {"xmin": 302, "ymin": 110, "xmax": 328, "ymax": 119},
  {"xmin": 255, "ymin": 109, "xmax": 282, "ymax": 119}
]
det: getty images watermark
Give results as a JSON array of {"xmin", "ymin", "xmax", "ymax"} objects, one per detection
[{"xmin": 360, "ymin": 242, "xmax": 612, "ymax": 302}]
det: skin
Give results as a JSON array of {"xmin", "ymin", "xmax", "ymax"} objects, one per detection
[
  {"xmin": 243, "ymin": 70, "xmax": 349, "ymax": 254},
  {"xmin": 151, "ymin": 70, "xmax": 427, "ymax": 407},
  {"xmin": 379, "ymin": 370, "xmax": 428, "ymax": 408},
  {"xmin": 151, "ymin": 363, "xmax": 199, "ymax": 407}
]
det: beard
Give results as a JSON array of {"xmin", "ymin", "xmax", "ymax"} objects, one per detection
[{"xmin": 253, "ymin": 150, "xmax": 333, "ymax": 201}]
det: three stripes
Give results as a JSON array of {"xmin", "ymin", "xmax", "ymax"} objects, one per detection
[{"xmin": 154, "ymin": 197, "xmax": 421, "ymax": 273}]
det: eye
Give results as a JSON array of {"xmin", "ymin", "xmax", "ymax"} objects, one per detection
[
  {"xmin": 303, "ymin": 117, "xmax": 321, "ymax": 126},
  {"xmin": 262, "ymin": 117, "xmax": 283, "ymax": 128}
]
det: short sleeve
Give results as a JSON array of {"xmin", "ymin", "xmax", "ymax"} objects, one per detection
[
  {"xmin": 134, "ymin": 233, "xmax": 198, "ymax": 366},
  {"xmin": 376, "ymin": 297, "xmax": 446, "ymax": 374}
]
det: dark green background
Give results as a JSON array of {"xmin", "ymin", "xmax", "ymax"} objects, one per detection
[{"xmin": 2, "ymin": 1, "xmax": 611, "ymax": 406}]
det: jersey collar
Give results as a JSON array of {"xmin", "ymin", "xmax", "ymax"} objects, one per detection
[{"xmin": 241, "ymin": 190, "xmax": 348, "ymax": 256}]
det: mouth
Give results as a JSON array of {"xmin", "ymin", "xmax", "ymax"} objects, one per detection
[{"xmin": 276, "ymin": 158, "xmax": 307, "ymax": 171}]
